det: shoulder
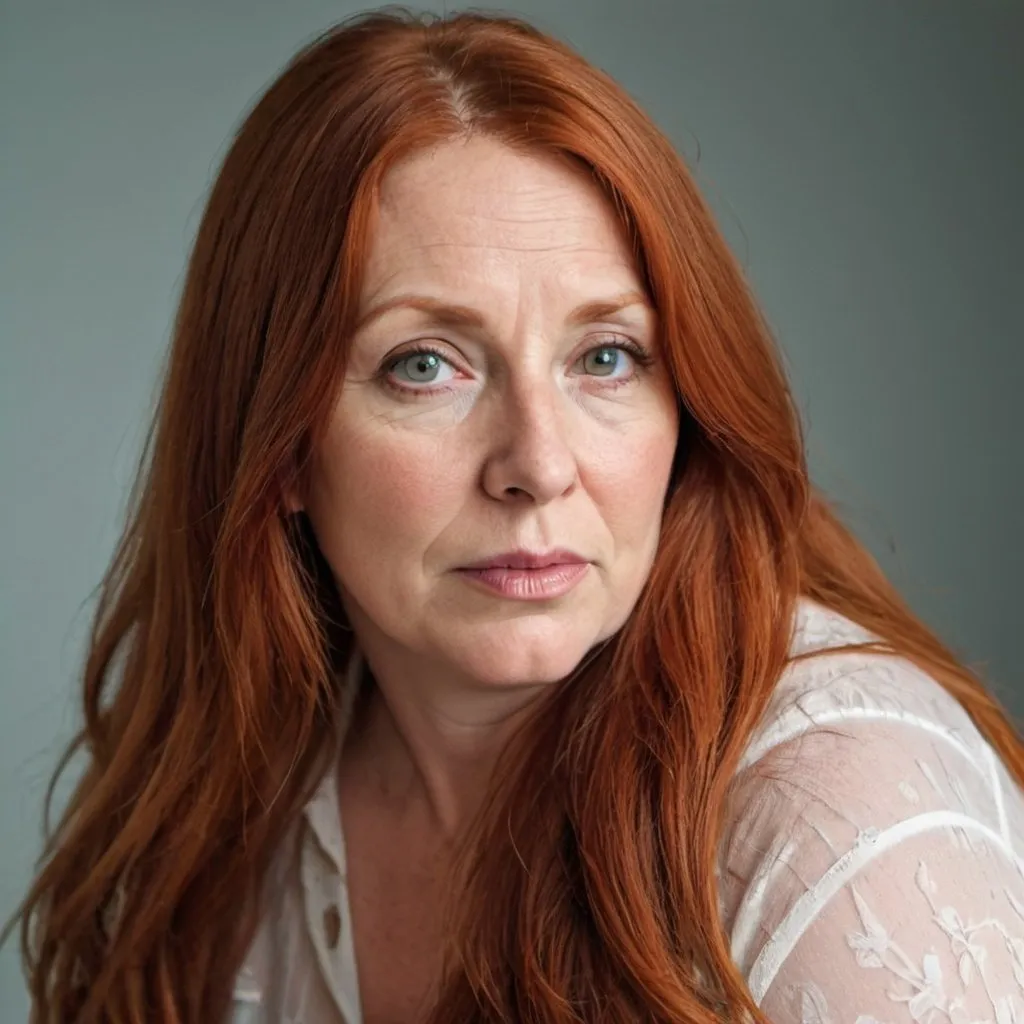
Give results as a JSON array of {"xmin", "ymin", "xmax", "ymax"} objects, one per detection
[
  {"xmin": 737, "ymin": 597, "xmax": 993, "ymax": 776},
  {"xmin": 718, "ymin": 598, "xmax": 1024, "ymax": 1013}
]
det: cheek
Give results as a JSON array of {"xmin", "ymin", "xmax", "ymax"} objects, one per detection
[
  {"xmin": 308, "ymin": 424, "xmax": 467, "ymax": 565},
  {"xmin": 586, "ymin": 423, "xmax": 677, "ymax": 537}
]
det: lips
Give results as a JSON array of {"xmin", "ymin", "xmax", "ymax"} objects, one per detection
[
  {"xmin": 458, "ymin": 548, "xmax": 587, "ymax": 571},
  {"xmin": 454, "ymin": 550, "xmax": 591, "ymax": 601}
]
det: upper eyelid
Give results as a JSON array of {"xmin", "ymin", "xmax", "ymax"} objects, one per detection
[
  {"xmin": 384, "ymin": 331, "xmax": 646, "ymax": 365},
  {"xmin": 383, "ymin": 337, "xmax": 648, "ymax": 391}
]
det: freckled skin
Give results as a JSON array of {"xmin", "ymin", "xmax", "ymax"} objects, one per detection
[{"xmin": 301, "ymin": 135, "xmax": 679, "ymax": 695}]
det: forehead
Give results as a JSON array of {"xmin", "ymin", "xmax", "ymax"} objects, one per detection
[{"xmin": 362, "ymin": 137, "xmax": 638, "ymax": 284}]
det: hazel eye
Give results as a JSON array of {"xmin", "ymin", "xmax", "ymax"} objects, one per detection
[
  {"xmin": 389, "ymin": 351, "xmax": 456, "ymax": 385},
  {"xmin": 581, "ymin": 347, "xmax": 625, "ymax": 377},
  {"xmin": 573, "ymin": 343, "xmax": 640, "ymax": 380}
]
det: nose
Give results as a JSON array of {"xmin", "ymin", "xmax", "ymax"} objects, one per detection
[{"xmin": 480, "ymin": 381, "xmax": 579, "ymax": 504}]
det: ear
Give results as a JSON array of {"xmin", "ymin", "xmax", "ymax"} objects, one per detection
[{"xmin": 279, "ymin": 469, "xmax": 305, "ymax": 515}]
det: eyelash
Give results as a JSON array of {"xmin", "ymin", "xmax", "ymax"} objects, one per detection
[{"xmin": 379, "ymin": 336, "xmax": 655, "ymax": 397}]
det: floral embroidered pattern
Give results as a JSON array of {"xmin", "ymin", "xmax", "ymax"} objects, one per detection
[
  {"xmin": 726, "ymin": 601, "xmax": 1024, "ymax": 1024},
  {"xmin": 778, "ymin": 854, "xmax": 1024, "ymax": 1023}
]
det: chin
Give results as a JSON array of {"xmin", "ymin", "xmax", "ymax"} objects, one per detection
[
  {"xmin": 460, "ymin": 654, "xmax": 587, "ymax": 689},
  {"xmin": 448, "ymin": 619, "xmax": 602, "ymax": 688}
]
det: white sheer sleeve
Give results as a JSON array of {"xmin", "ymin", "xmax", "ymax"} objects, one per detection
[{"xmin": 719, "ymin": 624, "xmax": 1024, "ymax": 1024}]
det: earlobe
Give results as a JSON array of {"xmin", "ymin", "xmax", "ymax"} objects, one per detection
[{"xmin": 280, "ymin": 474, "xmax": 305, "ymax": 514}]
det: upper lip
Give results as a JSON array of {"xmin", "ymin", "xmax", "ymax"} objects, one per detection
[{"xmin": 458, "ymin": 548, "xmax": 588, "ymax": 570}]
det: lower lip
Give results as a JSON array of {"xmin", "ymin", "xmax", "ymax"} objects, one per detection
[{"xmin": 455, "ymin": 562, "xmax": 590, "ymax": 600}]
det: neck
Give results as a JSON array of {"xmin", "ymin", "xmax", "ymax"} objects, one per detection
[{"xmin": 342, "ymin": 649, "xmax": 547, "ymax": 838}]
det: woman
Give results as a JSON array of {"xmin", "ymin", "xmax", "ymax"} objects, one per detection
[{"xmin": 9, "ymin": 9, "xmax": 1024, "ymax": 1024}]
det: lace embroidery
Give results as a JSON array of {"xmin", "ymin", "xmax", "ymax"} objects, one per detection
[{"xmin": 780, "ymin": 862, "xmax": 1024, "ymax": 1024}]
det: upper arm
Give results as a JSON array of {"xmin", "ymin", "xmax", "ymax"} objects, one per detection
[
  {"xmin": 718, "ymin": 658, "xmax": 1024, "ymax": 1023},
  {"xmin": 758, "ymin": 806, "xmax": 1024, "ymax": 1023}
]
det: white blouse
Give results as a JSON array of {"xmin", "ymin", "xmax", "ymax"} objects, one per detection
[{"xmin": 230, "ymin": 598, "xmax": 1024, "ymax": 1023}]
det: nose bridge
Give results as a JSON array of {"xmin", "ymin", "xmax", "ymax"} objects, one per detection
[
  {"xmin": 508, "ymin": 361, "xmax": 562, "ymax": 441},
  {"xmin": 481, "ymin": 352, "xmax": 578, "ymax": 503}
]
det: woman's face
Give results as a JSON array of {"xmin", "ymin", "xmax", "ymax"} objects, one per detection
[{"xmin": 302, "ymin": 135, "xmax": 679, "ymax": 688}]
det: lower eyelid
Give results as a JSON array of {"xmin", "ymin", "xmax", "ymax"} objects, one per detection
[{"xmin": 381, "ymin": 342, "xmax": 648, "ymax": 392}]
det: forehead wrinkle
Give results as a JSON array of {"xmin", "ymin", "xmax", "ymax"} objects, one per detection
[
  {"xmin": 365, "ymin": 223, "xmax": 639, "ymax": 268},
  {"xmin": 377, "ymin": 191, "xmax": 615, "ymax": 247},
  {"xmin": 376, "ymin": 221, "xmax": 616, "ymax": 254}
]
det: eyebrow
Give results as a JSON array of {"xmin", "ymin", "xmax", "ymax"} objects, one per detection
[{"xmin": 353, "ymin": 290, "xmax": 651, "ymax": 333}]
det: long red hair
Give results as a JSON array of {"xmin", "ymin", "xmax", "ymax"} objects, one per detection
[{"xmin": 9, "ymin": 10, "xmax": 1021, "ymax": 1022}]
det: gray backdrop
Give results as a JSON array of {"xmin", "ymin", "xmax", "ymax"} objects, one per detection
[{"xmin": 2, "ymin": 0, "xmax": 1021, "ymax": 1016}]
